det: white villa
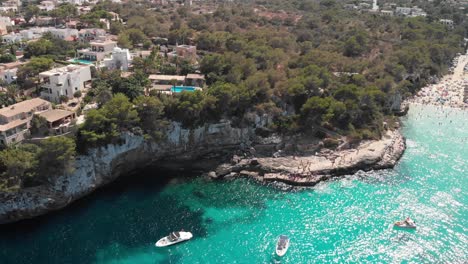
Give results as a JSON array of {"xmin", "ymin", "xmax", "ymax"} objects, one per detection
[
  {"xmin": 77, "ymin": 39, "xmax": 117, "ymax": 62},
  {"xmin": 39, "ymin": 65, "xmax": 92, "ymax": 103},
  {"xmin": 102, "ymin": 47, "xmax": 132, "ymax": 71}
]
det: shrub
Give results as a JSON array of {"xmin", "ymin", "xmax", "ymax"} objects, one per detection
[{"xmin": 323, "ymin": 138, "xmax": 340, "ymax": 149}]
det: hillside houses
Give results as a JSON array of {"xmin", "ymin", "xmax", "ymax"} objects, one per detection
[{"xmin": 0, "ymin": 0, "xmax": 208, "ymax": 147}]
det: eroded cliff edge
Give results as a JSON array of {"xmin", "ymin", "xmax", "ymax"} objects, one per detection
[{"xmin": 0, "ymin": 117, "xmax": 405, "ymax": 224}]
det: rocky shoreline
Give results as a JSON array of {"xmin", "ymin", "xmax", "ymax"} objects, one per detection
[
  {"xmin": 209, "ymin": 129, "xmax": 405, "ymax": 186},
  {"xmin": 0, "ymin": 117, "xmax": 406, "ymax": 224}
]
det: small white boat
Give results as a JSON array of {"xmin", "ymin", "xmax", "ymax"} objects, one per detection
[
  {"xmin": 276, "ymin": 235, "xmax": 290, "ymax": 257},
  {"xmin": 394, "ymin": 218, "xmax": 416, "ymax": 229},
  {"xmin": 155, "ymin": 231, "xmax": 193, "ymax": 247}
]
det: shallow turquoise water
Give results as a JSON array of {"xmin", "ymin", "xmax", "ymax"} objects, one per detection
[{"xmin": 0, "ymin": 104, "xmax": 467, "ymax": 263}]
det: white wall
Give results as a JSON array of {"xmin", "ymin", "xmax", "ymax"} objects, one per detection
[{"xmin": 41, "ymin": 66, "xmax": 92, "ymax": 103}]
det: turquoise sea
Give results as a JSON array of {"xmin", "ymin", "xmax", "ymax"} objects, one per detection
[{"xmin": 0, "ymin": 104, "xmax": 467, "ymax": 263}]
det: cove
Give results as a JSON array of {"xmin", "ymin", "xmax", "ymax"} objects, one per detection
[{"xmin": 0, "ymin": 103, "xmax": 466, "ymax": 263}]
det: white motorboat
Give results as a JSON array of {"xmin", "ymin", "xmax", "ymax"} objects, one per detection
[
  {"xmin": 394, "ymin": 218, "xmax": 416, "ymax": 229},
  {"xmin": 155, "ymin": 231, "xmax": 193, "ymax": 247},
  {"xmin": 276, "ymin": 235, "xmax": 290, "ymax": 257}
]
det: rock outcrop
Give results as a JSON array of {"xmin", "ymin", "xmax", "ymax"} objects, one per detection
[{"xmin": 211, "ymin": 130, "xmax": 406, "ymax": 186}]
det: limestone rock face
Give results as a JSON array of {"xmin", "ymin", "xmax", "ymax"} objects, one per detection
[
  {"xmin": 0, "ymin": 115, "xmax": 406, "ymax": 224},
  {"xmin": 0, "ymin": 120, "xmax": 259, "ymax": 224}
]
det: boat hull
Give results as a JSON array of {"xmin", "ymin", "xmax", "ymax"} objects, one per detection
[
  {"xmin": 394, "ymin": 222, "xmax": 416, "ymax": 229},
  {"xmin": 276, "ymin": 237, "xmax": 290, "ymax": 257},
  {"xmin": 155, "ymin": 232, "xmax": 193, "ymax": 247}
]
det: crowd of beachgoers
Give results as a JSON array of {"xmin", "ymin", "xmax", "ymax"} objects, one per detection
[{"xmin": 410, "ymin": 52, "xmax": 468, "ymax": 109}]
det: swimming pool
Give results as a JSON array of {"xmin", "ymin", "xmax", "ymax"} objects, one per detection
[
  {"xmin": 171, "ymin": 86, "xmax": 196, "ymax": 93},
  {"xmin": 68, "ymin": 59, "xmax": 95, "ymax": 65}
]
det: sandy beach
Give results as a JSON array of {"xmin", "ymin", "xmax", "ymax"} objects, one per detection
[{"xmin": 410, "ymin": 52, "xmax": 468, "ymax": 109}]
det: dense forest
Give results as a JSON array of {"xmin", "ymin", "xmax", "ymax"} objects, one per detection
[
  {"xmin": 78, "ymin": 0, "xmax": 465, "ymax": 145},
  {"xmin": 0, "ymin": 0, "xmax": 466, "ymax": 190}
]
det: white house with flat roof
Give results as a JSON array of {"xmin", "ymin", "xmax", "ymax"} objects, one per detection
[
  {"xmin": 2, "ymin": 33, "xmax": 22, "ymax": 44},
  {"xmin": 0, "ymin": 6, "xmax": 18, "ymax": 12},
  {"xmin": 396, "ymin": 6, "xmax": 426, "ymax": 17},
  {"xmin": 0, "ymin": 68, "xmax": 17, "ymax": 84},
  {"xmin": 77, "ymin": 39, "xmax": 117, "ymax": 62},
  {"xmin": 58, "ymin": 0, "xmax": 86, "ymax": 5},
  {"xmin": 102, "ymin": 47, "xmax": 132, "ymax": 71},
  {"xmin": 38, "ymin": 1, "xmax": 55, "ymax": 11},
  {"xmin": 395, "ymin": 7, "xmax": 411, "ymax": 15},
  {"xmin": 0, "ymin": 98, "xmax": 51, "ymax": 146},
  {"xmin": 440, "ymin": 19, "xmax": 454, "ymax": 28},
  {"xmin": 78, "ymin": 28, "xmax": 106, "ymax": 42},
  {"xmin": 39, "ymin": 65, "xmax": 92, "ymax": 103},
  {"xmin": 48, "ymin": 27, "xmax": 79, "ymax": 41},
  {"xmin": 380, "ymin": 10, "xmax": 394, "ymax": 16}
]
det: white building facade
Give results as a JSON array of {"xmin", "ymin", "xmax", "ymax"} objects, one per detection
[
  {"xmin": 102, "ymin": 47, "xmax": 132, "ymax": 71},
  {"xmin": 0, "ymin": 68, "xmax": 17, "ymax": 84},
  {"xmin": 39, "ymin": 65, "xmax": 92, "ymax": 103}
]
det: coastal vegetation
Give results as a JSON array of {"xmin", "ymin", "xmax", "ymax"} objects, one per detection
[
  {"xmin": 0, "ymin": 0, "xmax": 466, "ymax": 192},
  {"xmin": 76, "ymin": 0, "xmax": 465, "ymax": 148},
  {"xmin": 0, "ymin": 137, "xmax": 76, "ymax": 191}
]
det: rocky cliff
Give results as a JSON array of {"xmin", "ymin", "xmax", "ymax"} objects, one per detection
[
  {"xmin": 0, "ymin": 117, "xmax": 406, "ymax": 224},
  {"xmin": 0, "ymin": 119, "xmax": 260, "ymax": 224}
]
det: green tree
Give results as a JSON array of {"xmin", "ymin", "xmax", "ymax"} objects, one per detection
[
  {"xmin": 78, "ymin": 94, "xmax": 140, "ymax": 148},
  {"xmin": 50, "ymin": 3, "xmax": 78, "ymax": 20},
  {"xmin": 24, "ymin": 5, "xmax": 40, "ymax": 23},
  {"xmin": 0, "ymin": 144, "xmax": 40, "ymax": 190},
  {"xmin": 30, "ymin": 115, "xmax": 48, "ymax": 135},
  {"xmin": 73, "ymin": 90, "xmax": 82, "ymax": 98},
  {"xmin": 38, "ymin": 137, "xmax": 76, "ymax": 180},
  {"xmin": 134, "ymin": 96, "xmax": 165, "ymax": 139},
  {"xmin": 117, "ymin": 33, "xmax": 132, "ymax": 49},
  {"xmin": 24, "ymin": 39, "xmax": 54, "ymax": 58},
  {"xmin": 102, "ymin": 93, "xmax": 140, "ymax": 130},
  {"xmin": 301, "ymin": 96, "xmax": 346, "ymax": 128},
  {"xmin": 111, "ymin": 75, "xmax": 146, "ymax": 101},
  {"xmin": 79, "ymin": 109, "xmax": 114, "ymax": 147},
  {"xmin": 0, "ymin": 53, "xmax": 15, "ymax": 63},
  {"xmin": 118, "ymin": 29, "xmax": 148, "ymax": 48}
]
